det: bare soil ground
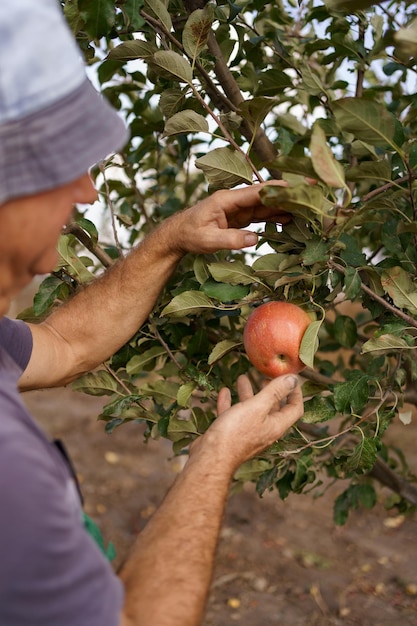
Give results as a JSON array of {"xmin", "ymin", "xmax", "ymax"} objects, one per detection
[{"xmin": 22, "ymin": 385, "xmax": 417, "ymax": 626}]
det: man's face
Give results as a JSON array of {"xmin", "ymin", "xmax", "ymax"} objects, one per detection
[{"xmin": 0, "ymin": 173, "xmax": 97, "ymax": 316}]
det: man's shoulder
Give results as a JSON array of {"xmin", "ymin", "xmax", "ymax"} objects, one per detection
[{"xmin": 0, "ymin": 317, "xmax": 33, "ymax": 372}]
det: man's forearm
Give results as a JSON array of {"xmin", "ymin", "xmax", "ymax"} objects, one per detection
[
  {"xmin": 119, "ymin": 451, "xmax": 233, "ymax": 626},
  {"xmin": 20, "ymin": 220, "xmax": 184, "ymax": 390}
]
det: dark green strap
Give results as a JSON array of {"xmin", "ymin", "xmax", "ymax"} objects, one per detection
[{"xmin": 83, "ymin": 512, "xmax": 116, "ymax": 562}]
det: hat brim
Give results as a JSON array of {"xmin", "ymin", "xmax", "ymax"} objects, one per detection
[{"xmin": 0, "ymin": 79, "xmax": 129, "ymax": 205}]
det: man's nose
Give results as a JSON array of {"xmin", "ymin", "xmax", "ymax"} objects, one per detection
[{"xmin": 74, "ymin": 173, "xmax": 99, "ymax": 205}]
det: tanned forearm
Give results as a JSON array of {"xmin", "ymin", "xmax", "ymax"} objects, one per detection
[
  {"xmin": 119, "ymin": 450, "xmax": 233, "ymax": 626},
  {"xmin": 20, "ymin": 219, "xmax": 183, "ymax": 390}
]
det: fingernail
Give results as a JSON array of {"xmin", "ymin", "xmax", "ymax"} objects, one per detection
[
  {"xmin": 244, "ymin": 232, "xmax": 258, "ymax": 246},
  {"xmin": 285, "ymin": 375, "xmax": 298, "ymax": 390}
]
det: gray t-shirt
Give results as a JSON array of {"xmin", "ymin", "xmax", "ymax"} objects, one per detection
[{"xmin": 0, "ymin": 317, "xmax": 124, "ymax": 625}]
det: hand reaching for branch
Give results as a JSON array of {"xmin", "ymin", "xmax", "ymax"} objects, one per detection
[{"xmin": 161, "ymin": 181, "xmax": 291, "ymax": 256}]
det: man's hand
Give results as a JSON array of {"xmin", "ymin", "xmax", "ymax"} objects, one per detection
[
  {"xmin": 162, "ymin": 181, "xmax": 291, "ymax": 257},
  {"xmin": 190, "ymin": 374, "xmax": 304, "ymax": 474}
]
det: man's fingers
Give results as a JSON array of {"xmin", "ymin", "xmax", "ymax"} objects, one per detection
[
  {"xmin": 253, "ymin": 374, "xmax": 300, "ymax": 415},
  {"xmin": 236, "ymin": 375, "xmax": 254, "ymax": 402},
  {"xmin": 271, "ymin": 382, "xmax": 304, "ymax": 430},
  {"xmin": 217, "ymin": 387, "xmax": 232, "ymax": 416}
]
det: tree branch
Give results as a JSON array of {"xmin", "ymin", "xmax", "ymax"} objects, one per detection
[
  {"xmin": 63, "ymin": 223, "xmax": 114, "ymax": 268},
  {"xmin": 329, "ymin": 260, "xmax": 417, "ymax": 330},
  {"xmin": 205, "ymin": 31, "xmax": 281, "ymax": 177},
  {"xmin": 361, "ymin": 173, "xmax": 417, "ymax": 203},
  {"xmin": 299, "ymin": 422, "xmax": 417, "ymax": 507},
  {"xmin": 143, "ymin": 3, "xmax": 283, "ymax": 179}
]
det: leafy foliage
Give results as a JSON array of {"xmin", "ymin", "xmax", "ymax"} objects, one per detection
[{"xmin": 29, "ymin": 0, "xmax": 417, "ymax": 523}]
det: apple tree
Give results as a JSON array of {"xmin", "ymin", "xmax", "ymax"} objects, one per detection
[{"xmin": 28, "ymin": 0, "xmax": 417, "ymax": 523}]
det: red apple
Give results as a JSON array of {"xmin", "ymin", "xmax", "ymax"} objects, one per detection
[{"xmin": 243, "ymin": 301, "xmax": 311, "ymax": 378}]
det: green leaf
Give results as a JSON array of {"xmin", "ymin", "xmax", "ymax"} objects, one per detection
[
  {"xmin": 301, "ymin": 236, "xmax": 329, "ymax": 266},
  {"xmin": 334, "ymin": 315, "xmax": 358, "ymax": 349},
  {"xmin": 161, "ymin": 290, "xmax": 217, "ymax": 317},
  {"xmin": 346, "ymin": 160, "xmax": 392, "ymax": 183},
  {"xmin": 299, "ymin": 319, "xmax": 321, "ymax": 369},
  {"xmin": 72, "ymin": 371, "xmax": 124, "ymax": 396},
  {"xmin": 119, "ymin": 0, "xmax": 146, "ymax": 30},
  {"xmin": 362, "ymin": 333, "xmax": 412, "ymax": 354},
  {"xmin": 159, "ymin": 88, "xmax": 186, "ymax": 119},
  {"xmin": 143, "ymin": 380, "xmax": 180, "ymax": 406},
  {"xmin": 208, "ymin": 339, "xmax": 242, "ymax": 365},
  {"xmin": 358, "ymin": 483, "xmax": 378, "ymax": 508},
  {"xmin": 277, "ymin": 113, "xmax": 307, "ymax": 136},
  {"xmin": 234, "ymin": 459, "xmax": 271, "ymax": 482},
  {"xmin": 252, "ymin": 253, "xmax": 289, "ymax": 286},
  {"xmin": 237, "ymin": 97, "xmax": 279, "ymax": 129},
  {"xmin": 334, "ymin": 484, "xmax": 377, "ymax": 526},
  {"xmin": 268, "ymin": 156, "xmax": 318, "ymax": 180},
  {"xmin": 200, "ymin": 279, "xmax": 249, "ymax": 302},
  {"xmin": 394, "ymin": 17, "xmax": 417, "ymax": 58},
  {"xmin": 76, "ymin": 217, "xmax": 99, "ymax": 244},
  {"xmin": 344, "ymin": 268, "xmax": 362, "ymax": 301},
  {"xmin": 310, "ymin": 124, "xmax": 346, "ymax": 188},
  {"xmin": 333, "ymin": 371, "xmax": 369, "ymax": 414},
  {"xmin": 339, "ymin": 233, "xmax": 367, "ymax": 267},
  {"xmin": 33, "ymin": 276, "xmax": 68, "ymax": 316},
  {"xmin": 108, "ymin": 41, "xmax": 157, "ymax": 62},
  {"xmin": 300, "ymin": 63, "xmax": 326, "ymax": 96},
  {"xmin": 144, "ymin": 0, "xmax": 172, "ymax": 33},
  {"xmin": 208, "ymin": 260, "xmax": 255, "ymax": 285},
  {"xmin": 168, "ymin": 414, "xmax": 199, "ymax": 440},
  {"xmin": 57, "ymin": 235, "xmax": 95, "ymax": 283},
  {"xmin": 257, "ymin": 69, "xmax": 292, "ymax": 96},
  {"xmin": 182, "ymin": 6, "xmax": 214, "ymax": 60},
  {"xmin": 151, "ymin": 50, "xmax": 193, "ymax": 84},
  {"xmin": 78, "ymin": 0, "xmax": 115, "ymax": 39},
  {"xmin": 333, "ymin": 98, "xmax": 397, "ymax": 149},
  {"xmin": 195, "ymin": 148, "xmax": 254, "ymax": 189},
  {"xmin": 302, "ymin": 396, "xmax": 336, "ymax": 424},
  {"xmin": 126, "ymin": 346, "xmax": 167, "ymax": 375},
  {"xmin": 260, "ymin": 183, "xmax": 326, "ymax": 221},
  {"xmin": 345, "ymin": 438, "xmax": 379, "ymax": 474},
  {"xmin": 381, "ymin": 266, "xmax": 417, "ymax": 315},
  {"xmin": 101, "ymin": 395, "xmax": 144, "ymax": 418},
  {"xmin": 193, "ymin": 255, "xmax": 210, "ymax": 285},
  {"xmin": 325, "ymin": 0, "xmax": 382, "ymax": 13},
  {"xmin": 177, "ymin": 382, "xmax": 197, "ymax": 407},
  {"xmin": 163, "ymin": 110, "xmax": 209, "ymax": 137}
]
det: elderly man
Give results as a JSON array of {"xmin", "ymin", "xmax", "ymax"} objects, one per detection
[{"xmin": 0, "ymin": 1, "xmax": 304, "ymax": 625}]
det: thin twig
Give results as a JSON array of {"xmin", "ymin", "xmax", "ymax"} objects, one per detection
[
  {"xmin": 103, "ymin": 363, "xmax": 149, "ymax": 412},
  {"xmin": 361, "ymin": 173, "xmax": 417, "ymax": 203},
  {"xmin": 329, "ymin": 260, "xmax": 417, "ymax": 330},
  {"xmin": 152, "ymin": 324, "xmax": 184, "ymax": 370},
  {"xmin": 120, "ymin": 154, "xmax": 155, "ymax": 230},
  {"xmin": 99, "ymin": 163, "xmax": 124, "ymax": 258},
  {"xmin": 103, "ymin": 362, "xmax": 133, "ymax": 396},
  {"xmin": 63, "ymin": 223, "xmax": 114, "ymax": 268}
]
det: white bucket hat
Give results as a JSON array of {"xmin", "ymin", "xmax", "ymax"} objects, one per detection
[{"xmin": 0, "ymin": 0, "xmax": 128, "ymax": 205}]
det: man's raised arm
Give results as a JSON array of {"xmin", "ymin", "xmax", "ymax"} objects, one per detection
[{"xmin": 20, "ymin": 184, "xmax": 290, "ymax": 391}]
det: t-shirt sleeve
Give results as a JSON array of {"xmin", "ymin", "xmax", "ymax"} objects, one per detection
[
  {"xmin": 0, "ymin": 435, "xmax": 124, "ymax": 626},
  {"xmin": 0, "ymin": 317, "xmax": 33, "ymax": 371}
]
